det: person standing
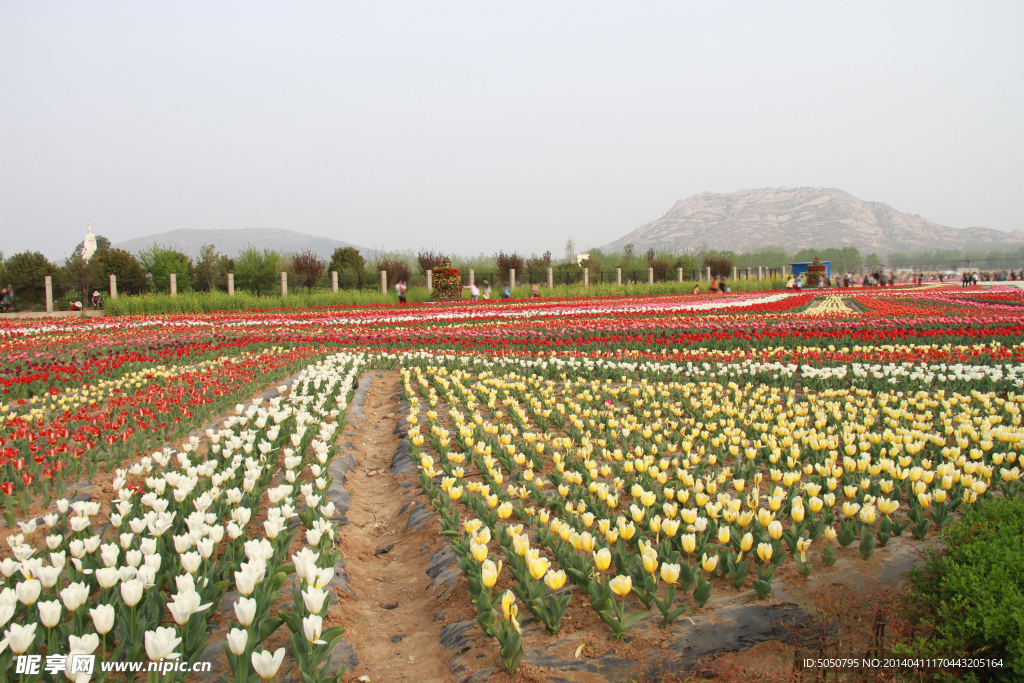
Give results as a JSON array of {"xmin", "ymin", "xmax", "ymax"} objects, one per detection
[
  {"xmin": 464, "ymin": 282, "xmax": 480, "ymax": 300},
  {"xmin": 482, "ymin": 279, "xmax": 491, "ymax": 300},
  {"xmin": 396, "ymin": 279, "xmax": 407, "ymax": 304}
]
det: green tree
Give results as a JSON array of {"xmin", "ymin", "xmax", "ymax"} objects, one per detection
[
  {"xmin": 138, "ymin": 243, "xmax": 194, "ymax": 291},
  {"xmin": 865, "ymin": 253, "xmax": 881, "ymax": 270},
  {"xmin": 329, "ymin": 247, "xmax": 365, "ymax": 276},
  {"xmin": 235, "ymin": 245, "xmax": 281, "ymax": 295},
  {"xmin": 4, "ymin": 251, "xmax": 59, "ymax": 306},
  {"xmin": 193, "ymin": 245, "xmax": 234, "ymax": 292},
  {"xmin": 95, "ymin": 248, "xmax": 147, "ymax": 294}
]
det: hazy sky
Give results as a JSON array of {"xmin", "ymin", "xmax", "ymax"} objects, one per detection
[{"xmin": 2, "ymin": 1, "xmax": 1022, "ymax": 262}]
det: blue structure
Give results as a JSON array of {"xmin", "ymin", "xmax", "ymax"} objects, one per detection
[{"xmin": 790, "ymin": 261, "xmax": 832, "ymax": 280}]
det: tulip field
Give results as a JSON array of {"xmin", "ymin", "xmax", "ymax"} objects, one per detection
[{"xmin": 2, "ymin": 285, "xmax": 1024, "ymax": 681}]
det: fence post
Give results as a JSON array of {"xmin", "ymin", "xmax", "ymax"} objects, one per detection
[
  {"xmin": 425, "ymin": 269, "xmax": 432, "ymax": 293},
  {"xmin": 510, "ymin": 268, "xmax": 516, "ymax": 291},
  {"xmin": 647, "ymin": 267, "xmax": 654, "ymax": 285},
  {"xmin": 109, "ymin": 274, "xmax": 118, "ymax": 300},
  {"xmin": 705, "ymin": 267, "xmax": 711, "ymax": 281},
  {"xmin": 331, "ymin": 271, "xmax": 338, "ymax": 294},
  {"xmin": 583, "ymin": 267, "xmax": 589, "ymax": 287},
  {"xmin": 45, "ymin": 275, "xmax": 53, "ymax": 313},
  {"xmin": 170, "ymin": 273, "xmax": 177, "ymax": 296},
  {"xmin": 380, "ymin": 270, "xmax": 387, "ymax": 295},
  {"xmin": 758, "ymin": 266, "xmax": 763, "ymax": 281},
  {"xmin": 782, "ymin": 266, "xmax": 787, "ymax": 280},
  {"xmin": 547, "ymin": 267, "xmax": 553, "ymax": 289},
  {"xmin": 732, "ymin": 266, "xmax": 737, "ymax": 281},
  {"xmin": 677, "ymin": 267, "xmax": 683, "ymax": 283},
  {"xmin": 280, "ymin": 272, "xmax": 288, "ymax": 298},
  {"xmin": 227, "ymin": 273, "xmax": 235, "ymax": 296},
  {"xmin": 469, "ymin": 269, "xmax": 475, "ymax": 287}
]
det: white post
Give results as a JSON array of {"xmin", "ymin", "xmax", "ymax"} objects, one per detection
[
  {"xmin": 547, "ymin": 267, "xmax": 553, "ymax": 289},
  {"xmin": 782, "ymin": 265, "xmax": 787, "ymax": 280},
  {"xmin": 109, "ymin": 274, "xmax": 117, "ymax": 300},
  {"xmin": 280, "ymin": 271, "xmax": 287, "ymax": 298},
  {"xmin": 677, "ymin": 267, "xmax": 683, "ymax": 283},
  {"xmin": 732, "ymin": 266, "xmax": 737, "ymax": 281},
  {"xmin": 380, "ymin": 270, "xmax": 387, "ymax": 295},
  {"xmin": 426, "ymin": 269, "xmax": 433, "ymax": 292},
  {"xmin": 616, "ymin": 267, "xmax": 622, "ymax": 286},
  {"xmin": 45, "ymin": 275, "xmax": 53, "ymax": 313},
  {"xmin": 227, "ymin": 273, "xmax": 235, "ymax": 296},
  {"xmin": 583, "ymin": 267, "xmax": 589, "ymax": 287},
  {"xmin": 509, "ymin": 268, "xmax": 516, "ymax": 291},
  {"xmin": 648, "ymin": 267, "xmax": 654, "ymax": 285},
  {"xmin": 331, "ymin": 271, "xmax": 338, "ymax": 293},
  {"xmin": 758, "ymin": 266, "xmax": 763, "ymax": 281},
  {"xmin": 706, "ymin": 267, "xmax": 711, "ymax": 281},
  {"xmin": 469, "ymin": 269, "xmax": 475, "ymax": 287},
  {"xmin": 169, "ymin": 273, "xmax": 177, "ymax": 296}
]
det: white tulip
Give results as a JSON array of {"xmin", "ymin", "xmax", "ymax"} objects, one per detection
[
  {"xmin": 227, "ymin": 627, "xmax": 248, "ymax": 656},
  {"xmin": 144, "ymin": 626, "xmax": 182, "ymax": 661},
  {"xmin": 251, "ymin": 648, "xmax": 285, "ymax": 679}
]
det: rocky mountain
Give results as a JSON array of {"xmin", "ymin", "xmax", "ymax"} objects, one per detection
[
  {"xmin": 113, "ymin": 229, "xmax": 368, "ymax": 260},
  {"xmin": 603, "ymin": 187, "xmax": 1023, "ymax": 255}
]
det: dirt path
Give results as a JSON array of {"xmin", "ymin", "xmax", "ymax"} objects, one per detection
[{"xmin": 334, "ymin": 371, "xmax": 456, "ymax": 683}]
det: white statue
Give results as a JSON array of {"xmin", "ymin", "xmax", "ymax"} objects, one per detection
[{"xmin": 82, "ymin": 224, "xmax": 97, "ymax": 262}]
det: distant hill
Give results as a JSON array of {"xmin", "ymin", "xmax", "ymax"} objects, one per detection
[
  {"xmin": 603, "ymin": 187, "xmax": 1024, "ymax": 254},
  {"xmin": 113, "ymin": 229, "xmax": 368, "ymax": 260}
]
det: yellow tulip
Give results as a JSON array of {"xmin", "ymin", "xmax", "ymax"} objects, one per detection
[
  {"xmin": 791, "ymin": 505, "xmax": 805, "ymax": 523},
  {"xmin": 718, "ymin": 527, "xmax": 730, "ymax": 545},
  {"xmin": 796, "ymin": 537, "xmax": 811, "ymax": 563},
  {"xmin": 544, "ymin": 570, "xmax": 567, "ymax": 591},
  {"xmin": 481, "ymin": 559, "xmax": 501, "ymax": 588},
  {"xmin": 593, "ymin": 548, "xmax": 612, "ymax": 571},
  {"xmin": 662, "ymin": 518, "xmax": 680, "ymax": 538},
  {"xmin": 660, "ymin": 562, "xmax": 681, "ymax": 584},
  {"xmin": 498, "ymin": 502, "xmax": 514, "ymax": 519},
  {"xmin": 767, "ymin": 521, "xmax": 783, "ymax": 540},
  {"xmin": 740, "ymin": 532, "xmax": 753, "ymax": 552},
  {"xmin": 859, "ymin": 506, "xmax": 877, "ymax": 525},
  {"xmin": 501, "ymin": 590, "xmax": 517, "ymax": 620},
  {"xmin": 528, "ymin": 556, "xmax": 551, "ymax": 581},
  {"xmin": 642, "ymin": 553, "xmax": 659, "ymax": 575},
  {"xmin": 609, "ymin": 575, "xmax": 633, "ymax": 597},
  {"xmin": 648, "ymin": 516, "xmax": 662, "ymax": 535},
  {"xmin": 701, "ymin": 553, "xmax": 718, "ymax": 573},
  {"xmin": 681, "ymin": 534, "xmax": 697, "ymax": 554},
  {"xmin": 471, "ymin": 542, "xmax": 489, "ymax": 563},
  {"xmin": 756, "ymin": 543, "xmax": 773, "ymax": 563},
  {"xmin": 619, "ymin": 521, "xmax": 636, "ymax": 541}
]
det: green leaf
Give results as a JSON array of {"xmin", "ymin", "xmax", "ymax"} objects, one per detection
[{"xmin": 620, "ymin": 610, "xmax": 649, "ymax": 630}]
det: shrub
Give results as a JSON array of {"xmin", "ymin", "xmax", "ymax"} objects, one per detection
[
  {"xmin": 702, "ymin": 254, "xmax": 733, "ymax": 278},
  {"xmin": 329, "ymin": 246, "xmax": 366, "ymax": 277},
  {"xmin": 416, "ymin": 249, "xmax": 447, "ymax": 275},
  {"xmin": 292, "ymin": 248, "xmax": 327, "ymax": 289},
  {"xmin": 896, "ymin": 497, "xmax": 1024, "ymax": 680},
  {"xmin": 138, "ymin": 243, "xmax": 194, "ymax": 291},
  {"xmin": 495, "ymin": 251, "xmax": 526, "ymax": 275},
  {"xmin": 372, "ymin": 252, "xmax": 411, "ymax": 289}
]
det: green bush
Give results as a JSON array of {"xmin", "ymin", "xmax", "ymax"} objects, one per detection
[{"xmin": 899, "ymin": 497, "xmax": 1024, "ymax": 681}]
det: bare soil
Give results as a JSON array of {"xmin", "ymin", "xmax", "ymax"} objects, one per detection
[{"xmin": 333, "ymin": 371, "xmax": 458, "ymax": 683}]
